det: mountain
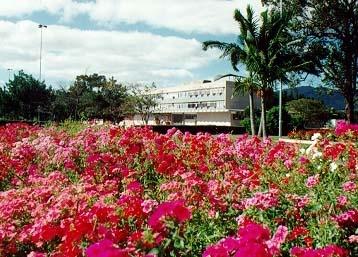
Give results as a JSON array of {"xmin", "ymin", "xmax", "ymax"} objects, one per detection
[{"xmin": 283, "ymin": 86, "xmax": 345, "ymax": 110}]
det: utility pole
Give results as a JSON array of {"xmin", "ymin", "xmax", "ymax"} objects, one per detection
[
  {"xmin": 278, "ymin": 0, "xmax": 283, "ymax": 138},
  {"xmin": 38, "ymin": 24, "xmax": 47, "ymax": 81}
]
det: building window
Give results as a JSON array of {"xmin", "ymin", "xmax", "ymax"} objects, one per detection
[
  {"xmin": 232, "ymin": 111, "xmax": 244, "ymax": 120},
  {"xmin": 199, "ymin": 102, "xmax": 207, "ymax": 108},
  {"xmin": 184, "ymin": 114, "xmax": 197, "ymax": 120},
  {"xmin": 210, "ymin": 102, "xmax": 216, "ymax": 108}
]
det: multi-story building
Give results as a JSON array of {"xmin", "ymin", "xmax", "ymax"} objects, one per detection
[{"xmin": 131, "ymin": 78, "xmax": 259, "ymax": 127}]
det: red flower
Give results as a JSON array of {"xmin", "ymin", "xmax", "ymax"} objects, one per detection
[{"xmin": 148, "ymin": 200, "xmax": 191, "ymax": 231}]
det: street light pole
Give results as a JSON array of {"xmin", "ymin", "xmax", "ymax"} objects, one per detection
[
  {"xmin": 7, "ymin": 68, "xmax": 12, "ymax": 81},
  {"xmin": 278, "ymin": 0, "xmax": 283, "ymax": 138},
  {"xmin": 38, "ymin": 24, "xmax": 47, "ymax": 81}
]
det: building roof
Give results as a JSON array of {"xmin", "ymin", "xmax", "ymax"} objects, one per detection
[{"xmin": 152, "ymin": 78, "xmax": 233, "ymax": 94}]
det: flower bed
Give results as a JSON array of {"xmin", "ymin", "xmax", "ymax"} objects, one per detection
[
  {"xmin": 0, "ymin": 123, "xmax": 357, "ymax": 256},
  {"xmin": 288, "ymin": 121, "xmax": 358, "ymax": 142}
]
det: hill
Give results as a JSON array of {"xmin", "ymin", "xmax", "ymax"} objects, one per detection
[{"xmin": 283, "ymin": 86, "xmax": 345, "ymax": 110}]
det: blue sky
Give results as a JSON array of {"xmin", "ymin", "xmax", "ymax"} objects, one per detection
[{"xmin": 0, "ymin": 0, "xmax": 264, "ymax": 88}]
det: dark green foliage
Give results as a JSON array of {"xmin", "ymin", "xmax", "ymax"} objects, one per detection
[
  {"xmin": 0, "ymin": 71, "xmax": 140, "ymax": 123},
  {"xmin": 286, "ymin": 98, "xmax": 329, "ymax": 127},
  {"xmin": 2, "ymin": 70, "xmax": 53, "ymax": 120},
  {"xmin": 263, "ymin": 0, "xmax": 358, "ymax": 123},
  {"xmin": 266, "ymin": 106, "xmax": 292, "ymax": 135}
]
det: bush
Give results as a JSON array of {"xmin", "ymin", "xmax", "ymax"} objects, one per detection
[{"xmin": 266, "ymin": 106, "xmax": 293, "ymax": 136}]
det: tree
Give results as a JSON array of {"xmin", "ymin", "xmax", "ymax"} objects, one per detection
[
  {"xmin": 128, "ymin": 83, "xmax": 159, "ymax": 125},
  {"xmin": 4, "ymin": 70, "xmax": 52, "ymax": 120},
  {"xmin": 285, "ymin": 98, "xmax": 329, "ymax": 127},
  {"xmin": 51, "ymin": 87, "xmax": 72, "ymax": 121},
  {"xmin": 67, "ymin": 74, "xmax": 107, "ymax": 119},
  {"xmin": 235, "ymin": 74, "xmax": 260, "ymax": 135},
  {"xmin": 263, "ymin": 0, "xmax": 358, "ymax": 123},
  {"xmin": 65, "ymin": 74, "xmax": 129, "ymax": 121},
  {"xmin": 266, "ymin": 106, "xmax": 292, "ymax": 135},
  {"xmin": 101, "ymin": 77, "xmax": 129, "ymax": 123},
  {"xmin": 204, "ymin": 6, "xmax": 316, "ymax": 138}
]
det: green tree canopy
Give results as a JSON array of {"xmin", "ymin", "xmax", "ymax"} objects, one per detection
[
  {"xmin": 263, "ymin": 0, "xmax": 358, "ymax": 123},
  {"xmin": 127, "ymin": 83, "xmax": 159, "ymax": 125},
  {"xmin": 66, "ymin": 73, "xmax": 129, "ymax": 121},
  {"xmin": 285, "ymin": 98, "xmax": 329, "ymax": 127},
  {"xmin": 4, "ymin": 70, "xmax": 52, "ymax": 120}
]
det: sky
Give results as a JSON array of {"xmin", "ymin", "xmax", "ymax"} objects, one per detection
[{"xmin": 0, "ymin": 0, "xmax": 264, "ymax": 89}]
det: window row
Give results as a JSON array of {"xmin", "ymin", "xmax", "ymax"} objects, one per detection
[
  {"xmin": 157, "ymin": 101, "xmax": 225, "ymax": 110},
  {"xmin": 161, "ymin": 88, "xmax": 224, "ymax": 100}
]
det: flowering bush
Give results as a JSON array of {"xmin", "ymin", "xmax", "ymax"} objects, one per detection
[
  {"xmin": 0, "ymin": 122, "xmax": 357, "ymax": 256},
  {"xmin": 288, "ymin": 120, "xmax": 358, "ymax": 142}
]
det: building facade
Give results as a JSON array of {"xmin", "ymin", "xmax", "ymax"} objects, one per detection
[{"xmin": 131, "ymin": 78, "xmax": 259, "ymax": 127}]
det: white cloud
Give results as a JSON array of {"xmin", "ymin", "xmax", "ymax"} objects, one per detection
[
  {"xmin": 0, "ymin": 0, "xmax": 264, "ymax": 35},
  {"xmin": 88, "ymin": 0, "xmax": 263, "ymax": 35},
  {"xmin": 0, "ymin": 0, "xmax": 92, "ymax": 21},
  {"xmin": 0, "ymin": 20, "xmax": 218, "ymax": 85}
]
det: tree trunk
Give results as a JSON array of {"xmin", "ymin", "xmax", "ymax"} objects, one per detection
[
  {"xmin": 260, "ymin": 95, "xmax": 267, "ymax": 139},
  {"xmin": 249, "ymin": 90, "xmax": 256, "ymax": 136},
  {"xmin": 345, "ymin": 96, "xmax": 355, "ymax": 124},
  {"xmin": 257, "ymin": 115, "xmax": 262, "ymax": 137}
]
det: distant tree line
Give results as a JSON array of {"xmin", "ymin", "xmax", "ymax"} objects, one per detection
[
  {"xmin": 240, "ymin": 91, "xmax": 338, "ymax": 135},
  {"xmin": 0, "ymin": 70, "xmax": 157, "ymax": 123}
]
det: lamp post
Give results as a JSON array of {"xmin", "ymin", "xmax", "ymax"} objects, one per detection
[
  {"xmin": 7, "ymin": 68, "xmax": 12, "ymax": 81},
  {"xmin": 38, "ymin": 24, "xmax": 47, "ymax": 81},
  {"xmin": 4, "ymin": 68, "xmax": 12, "ymax": 91},
  {"xmin": 278, "ymin": 0, "xmax": 283, "ymax": 138}
]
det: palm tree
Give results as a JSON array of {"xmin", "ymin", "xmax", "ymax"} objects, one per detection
[
  {"xmin": 203, "ymin": 6, "xmax": 258, "ymax": 135},
  {"xmin": 235, "ymin": 74, "xmax": 261, "ymax": 136},
  {"xmin": 204, "ymin": 5, "xmax": 316, "ymax": 138}
]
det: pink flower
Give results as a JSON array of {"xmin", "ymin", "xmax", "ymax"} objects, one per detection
[
  {"xmin": 291, "ymin": 244, "xmax": 347, "ymax": 257},
  {"xmin": 342, "ymin": 181, "xmax": 356, "ymax": 192},
  {"xmin": 336, "ymin": 195, "xmax": 348, "ymax": 206},
  {"xmin": 238, "ymin": 222, "xmax": 271, "ymax": 243},
  {"xmin": 348, "ymin": 235, "xmax": 358, "ymax": 243},
  {"xmin": 141, "ymin": 199, "xmax": 158, "ymax": 214},
  {"xmin": 148, "ymin": 200, "xmax": 191, "ymax": 231},
  {"xmin": 203, "ymin": 245, "xmax": 229, "ymax": 257},
  {"xmin": 86, "ymin": 239, "xmax": 129, "ymax": 257},
  {"xmin": 306, "ymin": 175, "xmax": 319, "ymax": 188},
  {"xmin": 203, "ymin": 221, "xmax": 274, "ymax": 257},
  {"xmin": 241, "ymin": 190, "xmax": 279, "ymax": 210},
  {"xmin": 334, "ymin": 209, "xmax": 358, "ymax": 227},
  {"xmin": 221, "ymin": 237, "xmax": 241, "ymax": 252},
  {"xmin": 284, "ymin": 159, "xmax": 293, "ymax": 169},
  {"xmin": 335, "ymin": 120, "xmax": 358, "ymax": 135},
  {"xmin": 266, "ymin": 226, "xmax": 288, "ymax": 255},
  {"xmin": 27, "ymin": 252, "xmax": 46, "ymax": 257},
  {"xmin": 296, "ymin": 195, "xmax": 310, "ymax": 208},
  {"xmin": 234, "ymin": 243, "xmax": 271, "ymax": 257}
]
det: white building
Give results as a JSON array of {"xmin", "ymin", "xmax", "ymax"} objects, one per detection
[{"xmin": 131, "ymin": 78, "xmax": 259, "ymax": 127}]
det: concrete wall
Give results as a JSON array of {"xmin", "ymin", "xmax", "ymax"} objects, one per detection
[
  {"xmin": 225, "ymin": 82, "xmax": 260, "ymax": 110},
  {"xmin": 197, "ymin": 112, "xmax": 231, "ymax": 126}
]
